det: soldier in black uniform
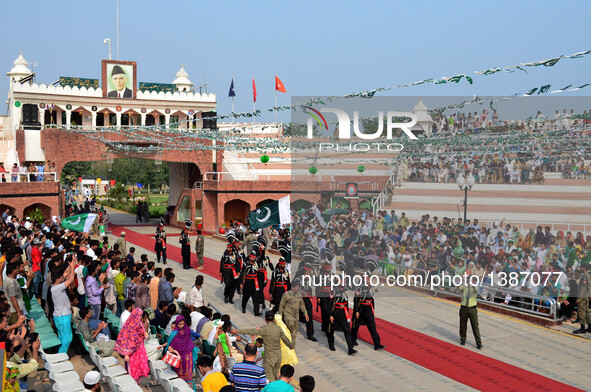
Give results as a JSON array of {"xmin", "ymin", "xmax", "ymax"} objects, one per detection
[
  {"xmin": 154, "ymin": 223, "xmax": 167, "ymax": 264},
  {"xmin": 179, "ymin": 226, "xmax": 191, "ymax": 269},
  {"xmin": 294, "ymin": 262, "xmax": 317, "ymax": 342},
  {"xmin": 230, "ymin": 233, "xmax": 245, "ymax": 295},
  {"xmin": 316, "ymin": 261, "xmax": 333, "ymax": 333},
  {"xmin": 220, "ymin": 243, "xmax": 240, "ymax": 303},
  {"xmin": 240, "ymin": 251, "xmax": 261, "ymax": 315},
  {"xmin": 351, "ymin": 274, "xmax": 384, "ymax": 350},
  {"xmin": 253, "ymin": 241, "xmax": 270, "ymax": 310},
  {"xmin": 269, "ymin": 258, "xmax": 290, "ymax": 313},
  {"xmin": 327, "ymin": 283, "xmax": 356, "ymax": 355},
  {"xmin": 278, "ymin": 234, "xmax": 292, "ymax": 273}
]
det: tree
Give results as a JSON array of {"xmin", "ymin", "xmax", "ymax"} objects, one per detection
[{"xmin": 109, "ymin": 183, "xmax": 127, "ymax": 203}]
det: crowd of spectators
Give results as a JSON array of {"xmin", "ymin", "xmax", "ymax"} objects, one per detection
[
  {"xmin": 0, "ymin": 161, "xmax": 57, "ymax": 183},
  {"xmin": 292, "ymin": 205, "xmax": 591, "ymax": 320},
  {"xmin": 0, "ymin": 207, "xmax": 312, "ymax": 392},
  {"xmin": 399, "ymin": 108, "xmax": 591, "ymax": 184}
]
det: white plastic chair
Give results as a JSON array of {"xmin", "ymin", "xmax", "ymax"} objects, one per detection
[
  {"xmin": 113, "ymin": 374, "xmax": 137, "ymax": 388},
  {"xmin": 49, "ymin": 370, "xmax": 80, "ymax": 383},
  {"xmin": 101, "ymin": 363, "xmax": 128, "ymax": 377},
  {"xmin": 45, "ymin": 360, "xmax": 74, "ymax": 374},
  {"xmin": 51, "ymin": 380, "xmax": 85, "ymax": 392},
  {"xmin": 160, "ymin": 376, "xmax": 173, "ymax": 392},
  {"xmin": 170, "ymin": 378, "xmax": 193, "ymax": 392},
  {"xmin": 117, "ymin": 382, "xmax": 143, "ymax": 392},
  {"xmin": 100, "ymin": 356, "xmax": 120, "ymax": 368},
  {"xmin": 40, "ymin": 348, "xmax": 69, "ymax": 364},
  {"xmin": 173, "ymin": 382, "xmax": 196, "ymax": 392},
  {"xmin": 148, "ymin": 359, "xmax": 168, "ymax": 384},
  {"xmin": 155, "ymin": 367, "xmax": 179, "ymax": 384}
]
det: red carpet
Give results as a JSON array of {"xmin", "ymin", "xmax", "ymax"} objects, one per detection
[{"xmin": 111, "ymin": 224, "xmax": 584, "ymax": 392}]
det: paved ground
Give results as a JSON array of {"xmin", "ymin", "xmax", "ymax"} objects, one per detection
[{"xmin": 26, "ymin": 209, "xmax": 591, "ymax": 391}]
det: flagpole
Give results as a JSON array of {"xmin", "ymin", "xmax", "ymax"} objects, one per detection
[
  {"xmin": 275, "ymin": 89, "xmax": 277, "ymax": 123},
  {"xmin": 231, "ymin": 75, "xmax": 235, "ymax": 124}
]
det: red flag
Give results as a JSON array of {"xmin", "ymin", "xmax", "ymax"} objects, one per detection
[
  {"xmin": 78, "ymin": 177, "xmax": 83, "ymax": 182},
  {"xmin": 110, "ymin": 180, "xmax": 116, "ymax": 186},
  {"xmin": 275, "ymin": 75, "xmax": 286, "ymax": 93},
  {"xmin": 253, "ymin": 77, "xmax": 257, "ymax": 103}
]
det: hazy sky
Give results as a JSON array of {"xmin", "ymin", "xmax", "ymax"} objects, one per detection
[{"xmin": 2, "ymin": 1, "xmax": 590, "ymax": 122}]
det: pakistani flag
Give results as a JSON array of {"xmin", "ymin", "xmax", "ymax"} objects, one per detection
[
  {"xmin": 248, "ymin": 195, "xmax": 290, "ymax": 231},
  {"xmin": 61, "ymin": 213, "xmax": 98, "ymax": 233}
]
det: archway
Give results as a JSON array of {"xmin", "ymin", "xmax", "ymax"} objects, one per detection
[
  {"xmin": 224, "ymin": 199, "xmax": 250, "ymax": 226},
  {"xmin": 24, "ymin": 203, "xmax": 52, "ymax": 222},
  {"xmin": 359, "ymin": 198, "xmax": 372, "ymax": 210},
  {"xmin": 0, "ymin": 204, "xmax": 15, "ymax": 217},
  {"xmin": 291, "ymin": 199, "xmax": 312, "ymax": 211}
]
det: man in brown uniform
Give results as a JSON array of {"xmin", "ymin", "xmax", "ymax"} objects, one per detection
[
  {"xmin": 278, "ymin": 279, "xmax": 309, "ymax": 345},
  {"xmin": 232, "ymin": 311, "xmax": 294, "ymax": 382},
  {"xmin": 195, "ymin": 229, "xmax": 205, "ymax": 270},
  {"xmin": 573, "ymin": 265, "xmax": 591, "ymax": 334}
]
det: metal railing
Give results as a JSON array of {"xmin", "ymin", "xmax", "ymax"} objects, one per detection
[
  {"xmin": 372, "ymin": 168, "xmax": 398, "ymax": 213},
  {"xmin": 377, "ymin": 262, "xmax": 558, "ymax": 320},
  {"xmin": 203, "ymin": 171, "xmax": 291, "ymax": 182},
  {"xmin": 1, "ymin": 172, "xmax": 60, "ymax": 182},
  {"xmin": 193, "ymin": 181, "xmax": 203, "ymax": 189},
  {"xmin": 208, "ymin": 302, "xmax": 252, "ymax": 344}
]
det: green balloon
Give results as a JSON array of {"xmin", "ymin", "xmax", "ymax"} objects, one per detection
[
  {"xmin": 260, "ymin": 155, "xmax": 269, "ymax": 163},
  {"xmin": 14, "ymin": 101, "xmax": 21, "ymax": 108},
  {"xmin": 309, "ymin": 166, "xmax": 318, "ymax": 174},
  {"xmin": 357, "ymin": 165, "xmax": 365, "ymax": 173}
]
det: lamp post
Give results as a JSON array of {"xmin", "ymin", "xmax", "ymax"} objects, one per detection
[
  {"xmin": 456, "ymin": 173, "xmax": 476, "ymax": 223},
  {"xmin": 103, "ymin": 38, "xmax": 112, "ymax": 59}
]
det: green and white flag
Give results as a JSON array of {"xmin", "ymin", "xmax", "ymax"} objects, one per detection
[
  {"xmin": 248, "ymin": 196, "xmax": 290, "ymax": 231},
  {"xmin": 61, "ymin": 213, "xmax": 97, "ymax": 233}
]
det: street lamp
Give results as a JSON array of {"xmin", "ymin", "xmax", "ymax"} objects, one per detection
[{"xmin": 456, "ymin": 173, "xmax": 476, "ymax": 223}]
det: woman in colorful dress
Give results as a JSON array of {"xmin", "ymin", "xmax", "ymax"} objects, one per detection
[
  {"xmin": 165, "ymin": 315, "xmax": 200, "ymax": 387},
  {"xmin": 114, "ymin": 308, "xmax": 150, "ymax": 384}
]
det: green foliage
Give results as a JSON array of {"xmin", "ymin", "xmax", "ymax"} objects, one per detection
[
  {"xmin": 109, "ymin": 183, "xmax": 128, "ymax": 203},
  {"xmin": 61, "ymin": 161, "xmax": 92, "ymax": 184},
  {"xmin": 283, "ymin": 122, "xmax": 307, "ymax": 137},
  {"xmin": 27, "ymin": 208, "xmax": 45, "ymax": 225}
]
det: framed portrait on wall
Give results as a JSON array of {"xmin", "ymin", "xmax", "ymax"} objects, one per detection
[{"xmin": 102, "ymin": 60, "xmax": 137, "ymax": 99}]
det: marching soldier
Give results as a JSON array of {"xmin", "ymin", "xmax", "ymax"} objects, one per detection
[
  {"xmin": 294, "ymin": 262, "xmax": 317, "ymax": 342},
  {"xmin": 316, "ymin": 261, "xmax": 333, "ymax": 333},
  {"xmin": 351, "ymin": 272, "xmax": 384, "ymax": 350},
  {"xmin": 253, "ymin": 241, "xmax": 270, "ymax": 310},
  {"xmin": 220, "ymin": 243, "xmax": 240, "ymax": 304},
  {"xmin": 327, "ymin": 283, "xmax": 356, "ymax": 355},
  {"xmin": 240, "ymin": 251, "xmax": 261, "ymax": 316},
  {"xmin": 179, "ymin": 223, "xmax": 192, "ymax": 269},
  {"xmin": 278, "ymin": 279, "xmax": 308, "ymax": 345},
  {"xmin": 195, "ymin": 229, "xmax": 204, "ymax": 270},
  {"xmin": 269, "ymin": 258, "xmax": 290, "ymax": 313},
  {"xmin": 154, "ymin": 223, "xmax": 167, "ymax": 264},
  {"xmin": 278, "ymin": 233, "xmax": 292, "ymax": 273}
]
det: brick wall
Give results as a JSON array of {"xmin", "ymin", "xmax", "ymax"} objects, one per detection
[{"xmin": 0, "ymin": 182, "xmax": 60, "ymax": 218}]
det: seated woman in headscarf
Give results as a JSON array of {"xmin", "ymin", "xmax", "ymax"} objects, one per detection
[
  {"xmin": 164, "ymin": 315, "xmax": 200, "ymax": 388},
  {"xmin": 114, "ymin": 308, "xmax": 150, "ymax": 384}
]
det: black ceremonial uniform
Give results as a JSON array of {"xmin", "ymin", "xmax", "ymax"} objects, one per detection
[
  {"xmin": 179, "ymin": 230, "xmax": 191, "ymax": 269},
  {"xmin": 240, "ymin": 257, "xmax": 261, "ymax": 315},
  {"xmin": 220, "ymin": 247, "xmax": 240, "ymax": 303},
  {"xmin": 316, "ymin": 264, "xmax": 333, "ymax": 333},
  {"xmin": 269, "ymin": 262, "xmax": 290, "ymax": 313},
  {"xmin": 327, "ymin": 286, "xmax": 356, "ymax": 355},
  {"xmin": 154, "ymin": 227, "xmax": 167, "ymax": 264},
  {"xmin": 351, "ymin": 284, "xmax": 383, "ymax": 350},
  {"xmin": 255, "ymin": 252, "xmax": 269, "ymax": 310}
]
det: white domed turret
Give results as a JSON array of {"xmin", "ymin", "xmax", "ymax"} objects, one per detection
[
  {"xmin": 7, "ymin": 51, "xmax": 32, "ymax": 83},
  {"xmin": 412, "ymin": 97, "xmax": 435, "ymax": 136},
  {"xmin": 172, "ymin": 64, "xmax": 193, "ymax": 92}
]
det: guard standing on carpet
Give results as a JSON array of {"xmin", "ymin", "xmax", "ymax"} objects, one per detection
[
  {"xmin": 253, "ymin": 241, "xmax": 270, "ymax": 310},
  {"xmin": 317, "ymin": 261, "xmax": 333, "ymax": 333},
  {"xmin": 573, "ymin": 265, "xmax": 591, "ymax": 334},
  {"xmin": 180, "ymin": 220, "xmax": 192, "ymax": 269},
  {"xmin": 351, "ymin": 273, "xmax": 384, "ymax": 350},
  {"xmin": 269, "ymin": 257, "xmax": 290, "ymax": 313},
  {"xmin": 459, "ymin": 275, "xmax": 483, "ymax": 349},
  {"xmin": 154, "ymin": 223, "xmax": 167, "ymax": 264},
  {"xmin": 220, "ymin": 243, "xmax": 240, "ymax": 304},
  {"xmin": 294, "ymin": 263, "xmax": 317, "ymax": 342},
  {"xmin": 327, "ymin": 283, "xmax": 356, "ymax": 355},
  {"xmin": 240, "ymin": 251, "xmax": 261, "ymax": 315},
  {"xmin": 195, "ymin": 229, "xmax": 204, "ymax": 270},
  {"xmin": 230, "ymin": 233, "xmax": 245, "ymax": 295}
]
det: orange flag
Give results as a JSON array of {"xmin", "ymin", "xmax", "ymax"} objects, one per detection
[
  {"xmin": 275, "ymin": 75, "xmax": 286, "ymax": 93},
  {"xmin": 253, "ymin": 77, "xmax": 257, "ymax": 103}
]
